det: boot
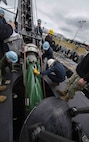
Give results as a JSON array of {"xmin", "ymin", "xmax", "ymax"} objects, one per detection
[
  {"xmin": 60, "ymin": 95, "xmax": 70, "ymax": 101},
  {"xmin": 56, "ymin": 89, "xmax": 67, "ymax": 96},
  {"xmin": 0, "ymin": 95, "xmax": 7, "ymax": 102},
  {"xmin": 0, "ymin": 85, "xmax": 7, "ymax": 91},
  {"xmin": 5, "ymin": 80, "xmax": 11, "ymax": 85}
]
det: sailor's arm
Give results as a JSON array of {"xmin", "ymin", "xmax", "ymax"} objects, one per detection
[{"xmin": 0, "ymin": 23, "xmax": 13, "ymax": 40}]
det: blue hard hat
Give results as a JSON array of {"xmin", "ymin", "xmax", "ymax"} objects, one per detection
[
  {"xmin": 0, "ymin": 8, "xmax": 5, "ymax": 16},
  {"xmin": 43, "ymin": 41, "xmax": 50, "ymax": 50},
  {"xmin": 6, "ymin": 51, "xmax": 18, "ymax": 63}
]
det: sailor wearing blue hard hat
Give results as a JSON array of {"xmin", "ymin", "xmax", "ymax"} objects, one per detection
[
  {"xmin": 42, "ymin": 41, "xmax": 54, "ymax": 60},
  {"xmin": 0, "ymin": 51, "xmax": 18, "ymax": 102},
  {"xmin": 6, "ymin": 51, "xmax": 18, "ymax": 63}
]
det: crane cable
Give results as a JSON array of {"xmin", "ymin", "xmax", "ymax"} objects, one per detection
[
  {"xmin": 13, "ymin": 0, "xmax": 16, "ymax": 13},
  {"xmin": 34, "ymin": 0, "xmax": 38, "ymax": 26},
  {"xmin": 34, "ymin": 0, "xmax": 46, "ymax": 98}
]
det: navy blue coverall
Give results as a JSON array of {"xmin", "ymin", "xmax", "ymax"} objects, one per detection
[{"xmin": 41, "ymin": 61, "xmax": 66, "ymax": 83}]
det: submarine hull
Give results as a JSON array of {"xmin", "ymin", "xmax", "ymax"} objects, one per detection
[{"xmin": 19, "ymin": 96, "xmax": 72, "ymax": 142}]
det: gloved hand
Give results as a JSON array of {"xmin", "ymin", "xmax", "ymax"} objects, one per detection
[{"xmin": 33, "ymin": 68, "xmax": 40, "ymax": 75}]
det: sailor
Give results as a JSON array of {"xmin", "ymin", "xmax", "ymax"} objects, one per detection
[
  {"xmin": 34, "ymin": 19, "xmax": 43, "ymax": 37},
  {"xmin": 57, "ymin": 53, "xmax": 89, "ymax": 101},
  {"xmin": 0, "ymin": 51, "xmax": 18, "ymax": 102},
  {"xmin": 45, "ymin": 29, "xmax": 54, "ymax": 47},
  {"xmin": 42, "ymin": 41, "xmax": 54, "ymax": 60},
  {"xmin": 34, "ymin": 19, "xmax": 43, "ymax": 46},
  {"xmin": 0, "ymin": 8, "xmax": 13, "ymax": 59},
  {"xmin": 33, "ymin": 58, "xmax": 66, "ymax": 86}
]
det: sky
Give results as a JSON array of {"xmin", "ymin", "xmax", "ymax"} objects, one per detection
[
  {"xmin": 0, "ymin": 0, "xmax": 89, "ymax": 44},
  {"xmin": 34, "ymin": 0, "xmax": 89, "ymax": 44}
]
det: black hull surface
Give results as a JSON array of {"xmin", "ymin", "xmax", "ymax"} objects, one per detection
[
  {"xmin": 0, "ymin": 69, "xmax": 25, "ymax": 142},
  {"xmin": 19, "ymin": 97, "xmax": 72, "ymax": 142}
]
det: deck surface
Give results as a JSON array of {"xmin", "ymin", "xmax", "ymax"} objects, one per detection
[
  {"xmin": 53, "ymin": 52, "xmax": 77, "ymax": 73},
  {"xmin": 43, "ymin": 75, "xmax": 67, "ymax": 97}
]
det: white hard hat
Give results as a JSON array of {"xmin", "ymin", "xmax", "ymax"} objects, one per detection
[{"xmin": 47, "ymin": 59, "xmax": 55, "ymax": 67}]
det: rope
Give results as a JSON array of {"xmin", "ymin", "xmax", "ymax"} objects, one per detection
[{"xmin": 39, "ymin": 42, "xmax": 46, "ymax": 98}]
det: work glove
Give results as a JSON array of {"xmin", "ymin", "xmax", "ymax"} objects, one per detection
[{"xmin": 33, "ymin": 68, "xmax": 40, "ymax": 75}]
